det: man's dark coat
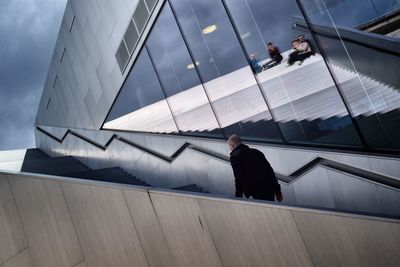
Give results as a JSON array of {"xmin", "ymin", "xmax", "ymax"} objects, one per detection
[{"xmin": 230, "ymin": 144, "xmax": 281, "ymax": 200}]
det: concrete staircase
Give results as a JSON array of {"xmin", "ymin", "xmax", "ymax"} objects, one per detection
[
  {"xmin": 64, "ymin": 167, "xmax": 150, "ymax": 187},
  {"xmin": 19, "ymin": 148, "xmax": 149, "ymax": 187},
  {"xmin": 19, "ymin": 148, "xmax": 209, "ymax": 192}
]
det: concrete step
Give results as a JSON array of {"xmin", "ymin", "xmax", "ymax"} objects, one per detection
[
  {"xmin": 64, "ymin": 167, "xmax": 150, "ymax": 187},
  {"xmin": 20, "ymin": 156, "xmax": 90, "ymax": 175},
  {"xmin": 173, "ymin": 184, "xmax": 208, "ymax": 193},
  {"xmin": 24, "ymin": 148, "xmax": 50, "ymax": 160}
]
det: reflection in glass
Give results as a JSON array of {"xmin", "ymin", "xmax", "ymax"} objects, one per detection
[
  {"xmin": 299, "ymin": 0, "xmax": 400, "ymax": 150},
  {"xmin": 225, "ymin": 0, "xmax": 362, "ymax": 146},
  {"xmin": 170, "ymin": 0, "xmax": 283, "ymax": 141},
  {"xmin": 169, "ymin": 0, "xmax": 248, "ymax": 83},
  {"xmin": 145, "ymin": 2, "xmax": 221, "ymax": 135},
  {"xmin": 104, "ymin": 49, "xmax": 178, "ymax": 133},
  {"xmin": 301, "ymin": 0, "xmax": 400, "ymax": 28}
]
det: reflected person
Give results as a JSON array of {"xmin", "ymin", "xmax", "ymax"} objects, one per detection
[
  {"xmin": 248, "ymin": 53, "xmax": 263, "ymax": 74},
  {"xmin": 228, "ymin": 135, "xmax": 283, "ymax": 202},
  {"xmin": 262, "ymin": 42, "xmax": 283, "ymax": 69},
  {"xmin": 287, "ymin": 39, "xmax": 313, "ymax": 66},
  {"xmin": 296, "ymin": 35, "xmax": 316, "ymax": 55}
]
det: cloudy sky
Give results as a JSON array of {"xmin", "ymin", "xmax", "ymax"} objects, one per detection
[{"xmin": 0, "ymin": 0, "xmax": 67, "ymax": 151}]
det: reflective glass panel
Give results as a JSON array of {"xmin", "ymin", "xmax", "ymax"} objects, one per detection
[
  {"xmin": 301, "ymin": 0, "xmax": 400, "ymax": 27},
  {"xmin": 145, "ymin": 3, "xmax": 221, "ymax": 135},
  {"xmin": 169, "ymin": 0, "xmax": 283, "ymax": 141},
  {"xmin": 225, "ymin": 0, "xmax": 363, "ymax": 146},
  {"xmin": 299, "ymin": 0, "xmax": 400, "ymax": 150},
  {"xmin": 104, "ymin": 48, "xmax": 178, "ymax": 133}
]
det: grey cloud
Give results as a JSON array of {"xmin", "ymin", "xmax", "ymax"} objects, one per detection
[{"xmin": 0, "ymin": 0, "xmax": 66, "ymax": 151}]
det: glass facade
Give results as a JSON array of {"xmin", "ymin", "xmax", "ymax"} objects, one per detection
[
  {"xmin": 299, "ymin": 0, "xmax": 400, "ymax": 150},
  {"xmin": 104, "ymin": 0, "xmax": 400, "ymax": 152}
]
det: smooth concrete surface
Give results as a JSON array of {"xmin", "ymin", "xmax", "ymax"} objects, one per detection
[
  {"xmin": 292, "ymin": 210, "xmax": 400, "ymax": 267},
  {"xmin": 1, "ymin": 249, "xmax": 34, "ymax": 267},
  {"xmin": 1, "ymin": 170, "xmax": 399, "ymax": 267},
  {"xmin": 36, "ymin": 126, "xmax": 400, "ymax": 216},
  {"xmin": 198, "ymin": 199, "xmax": 313, "ymax": 267},
  {"xmin": 0, "ymin": 176, "xmax": 26, "ymax": 265},
  {"xmin": 148, "ymin": 193, "xmax": 222, "ymax": 267},
  {"xmin": 61, "ymin": 183, "xmax": 148, "ymax": 267},
  {"xmin": 123, "ymin": 190, "xmax": 176, "ymax": 267},
  {"xmin": 8, "ymin": 175, "xmax": 84, "ymax": 267}
]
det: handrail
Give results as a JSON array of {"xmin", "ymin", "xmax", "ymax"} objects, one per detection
[{"xmin": 36, "ymin": 126, "xmax": 400, "ymax": 189}]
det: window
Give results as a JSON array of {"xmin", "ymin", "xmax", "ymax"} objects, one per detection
[
  {"xmin": 170, "ymin": 0, "xmax": 282, "ymax": 141},
  {"xmin": 299, "ymin": 0, "xmax": 400, "ymax": 150},
  {"xmin": 104, "ymin": 48, "xmax": 178, "ymax": 133},
  {"xmin": 225, "ymin": 0, "xmax": 362, "ymax": 146},
  {"xmin": 146, "ymin": 3, "xmax": 221, "ymax": 135}
]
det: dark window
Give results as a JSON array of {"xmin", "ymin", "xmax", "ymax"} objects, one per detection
[
  {"xmin": 69, "ymin": 16, "xmax": 76, "ymax": 32},
  {"xmin": 60, "ymin": 48, "xmax": 66, "ymax": 62},
  {"xmin": 145, "ymin": 0, "xmax": 158, "ymax": 12},
  {"xmin": 46, "ymin": 98, "xmax": 51, "ymax": 110},
  {"xmin": 124, "ymin": 19, "xmax": 139, "ymax": 54},
  {"xmin": 133, "ymin": 0, "xmax": 150, "ymax": 34},
  {"xmin": 116, "ymin": 41, "xmax": 129, "ymax": 71},
  {"xmin": 53, "ymin": 75, "xmax": 58, "ymax": 88}
]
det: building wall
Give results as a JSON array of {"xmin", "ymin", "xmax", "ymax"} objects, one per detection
[
  {"xmin": 36, "ymin": 0, "xmax": 400, "ymax": 152},
  {"xmin": 35, "ymin": 125, "xmax": 400, "ymax": 216},
  {"xmin": 34, "ymin": 1, "xmax": 400, "ymax": 216}
]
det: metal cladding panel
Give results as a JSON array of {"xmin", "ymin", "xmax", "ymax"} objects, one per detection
[{"xmin": 36, "ymin": 0, "xmax": 140, "ymax": 130}]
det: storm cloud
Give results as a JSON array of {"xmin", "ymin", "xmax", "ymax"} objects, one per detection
[{"xmin": 0, "ymin": 0, "xmax": 66, "ymax": 150}]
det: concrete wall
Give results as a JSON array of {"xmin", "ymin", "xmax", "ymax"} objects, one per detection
[
  {"xmin": 1, "ymin": 171, "xmax": 399, "ymax": 267},
  {"xmin": 35, "ymin": 126, "xmax": 400, "ymax": 217}
]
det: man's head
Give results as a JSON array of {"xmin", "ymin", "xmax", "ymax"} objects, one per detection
[
  {"xmin": 267, "ymin": 42, "xmax": 274, "ymax": 49},
  {"xmin": 249, "ymin": 53, "xmax": 256, "ymax": 59},
  {"xmin": 228, "ymin": 134, "xmax": 242, "ymax": 151},
  {"xmin": 291, "ymin": 40, "xmax": 299, "ymax": 48}
]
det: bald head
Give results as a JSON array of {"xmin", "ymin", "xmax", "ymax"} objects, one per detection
[{"xmin": 228, "ymin": 134, "xmax": 242, "ymax": 151}]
